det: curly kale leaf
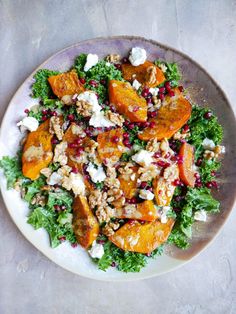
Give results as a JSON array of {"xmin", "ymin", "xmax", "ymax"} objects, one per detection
[
  {"xmin": 0, "ymin": 155, "xmax": 23, "ymax": 188},
  {"xmin": 155, "ymin": 60, "xmax": 181, "ymax": 86},
  {"xmin": 32, "ymin": 69, "xmax": 60, "ymax": 100}
]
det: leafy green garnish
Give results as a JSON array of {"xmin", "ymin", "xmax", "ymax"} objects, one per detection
[
  {"xmin": 97, "ymin": 239, "xmax": 163, "ymax": 272},
  {"xmin": 32, "ymin": 69, "xmax": 60, "ymax": 100},
  {"xmin": 155, "ymin": 60, "xmax": 181, "ymax": 86},
  {"xmin": 95, "ymin": 182, "xmax": 104, "ymax": 190},
  {"xmin": 47, "ymin": 190, "xmax": 73, "ymax": 210},
  {"xmin": 188, "ymin": 105, "xmax": 223, "ymax": 159},
  {"xmin": 74, "ymin": 53, "xmax": 87, "ymax": 77},
  {"xmin": 0, "ymin": 155, "xmax": 23, "ymax": 188},
  {"xmin": 22, "ymin": 176, "xmax": 46, "ymax": 203},
  {"xmin": 199, "ymin": 159, "xmax": 220, "ymax": 184}
]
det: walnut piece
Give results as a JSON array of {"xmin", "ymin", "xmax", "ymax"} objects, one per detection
[
  {"xmin": 106, "ymin": 54, "xmax": 121, "ymax": 63},
  {"xmin": 76, "ymin": 100, "xmax": 93, "ymax": 117},
  {"xmin": 146, "ymin": 65, "xmax": 157, "ymax": 85},
  {"xmin": 53, "ymin": 141, "xmax": 68, "ymax": 166},
  {"xmin": 31, "ymin": 193, "xmax": 46, "ymax": 206},
  {"xmin": 49, "ymin": 116, "xmax": 64, "ymax": 140},
  {"xmin": 105, "ymin": 111, "xmax": 124, "ymax": 127}
]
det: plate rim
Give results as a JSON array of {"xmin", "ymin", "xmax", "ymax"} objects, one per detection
[{"xmin": 1, "ymin": 35, "xmax": 236, "ymax": 281}]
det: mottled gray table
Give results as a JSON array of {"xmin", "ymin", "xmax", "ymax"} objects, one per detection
[{"xmin": 1, "ymin": 1, "xmax": 236, "ymax": 313}]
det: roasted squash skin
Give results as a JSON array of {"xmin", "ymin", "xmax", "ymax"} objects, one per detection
[
  {"xmin": 22, "ymin": 119, "xmax": 53, "ymax": 180},
  {"xmin": 72, "ymin": 195, "xmax": 99, "ymax": 249},
  {"xmin": 108, "ymin": 80, "xmax": 147, "ymax": 122},
  {"xmin": 179, "ymin": 142, "xmax": 196, "ymax": 187}
]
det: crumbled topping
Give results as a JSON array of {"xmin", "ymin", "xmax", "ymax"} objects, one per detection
[
  {"xmin": 146, "ymin": 65, "xmax": 157, "ymax": 85},
  {"xmin": 107, "ymin": 187, "xmax": 125, "ymax": 207},
  {"xmin": 118, "ymin": 162, "xmax": 135, "ymax": 181},
  {"xmin": 106, "ymin": 54, "xmax": 121, "ymax": 63},
  {"xmin": 31, "ymin": 193, "xmax": 46, "ymax": 206},
  {"xmin": 138, "ymin": 164, "xmax": 160, "ymax": 181},
  {"xmin": 159, "ymin": 63, "xmax": 167, "ymax": 72},
  {"xmin": 49, "ymin": 116, "xmax": 64, "ymax": 140},
  {"xmin": 146, "ymin": 138, "xmax": 160, "ymax": 153},
  {"xmin": 71, "ymin": 124, "xmax": 86, "ymax": 137},
  {"xmin": 105, "ymin": 111, "xmax": 124, "ymax": 127},
  {"xmin": 163, "ymin": 164, "xmax": 179, "ymax": 182},
  {"xmin": 40, "ymin": 167, "xmax": 52, "ymax": 178},
  {"xmin": 53, "ymin": 141, "xmax": 68, "ymax": 166},
  {"xmin": 173, "ymin": 131, "xmax": 190, "ymax": 140},
  {"xmin": 76, "ymin": 100, "xmax": 93, "ymax": 117},
  {"xmin": 61, "ymin": 95, "xmax": 73, "ymax": 105}
]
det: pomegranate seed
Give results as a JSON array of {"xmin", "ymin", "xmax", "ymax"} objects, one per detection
[
  {"xmin": 111, "ymin": 261, "xmax": 116, "ymax": 267},
  {"xmin": 182, "ymin": 124, "xmax": 189, "ymax": 133},
  {"xmin": 142, "ymin": 121, "xmax": 150, "ymax": 128},
  {"xmin": 130, "ymin": 197, "xmax": 137, "ymax": 204},
  {"xmin": 128, "ymin": 123, "xmax": 135, "ymax": 130},
  {"xmin": 177, "ymin": 156, "xmax": 184, "ymax": 165},
  {"xmin": 168, "ymin": 90, "xmax": 175, "ymax": 97},
  {"xmin": 164, "ymin": 81, "xmax": 171, "ymax": 91},
  {"xmin": 79, "ymin": 77, "xmax": 86, "ymax": 84},
  {"xmin": 140, "ymin": 220, "xmax": 146, "ymax": 225},
  {"xmin": 211, "ymin": 171, "xmax": 216, "ymax": 176},
  {"xmin": 154, "ymin": 152, "xmax": 161, "ymax": 158},
  {"xmin": 206, "ymin": 182, "xmax": 213, "ymax": 188},
  {"xmin": 133, "ymin": 106, "xmax": 140, "ymax": 112},
  {"xmin": 140, "ymin": 181, "xmax": 148, "ymax": 189},
  {"xmin": 157, "ymin": 160, "xmax": 167, "ymax": 167},
  {"xmin": 124, "ymin": 120, "xmax": 130, "ymax": 127},
  {"xmin": 97, "ymin": 239, "xmax": 105, "ymax": 245},
  {"xmin": 159, "ymin": 87, "xmax": 165, "ymax": 93},
  {"xmin": 178, "ymin": 86, "xmax": 184, "ymax": 92},
  {"xmin": 59, "ymin": 236, "xmax": 66, "ymax": 242},
  {"xmin": 149, "ymin": 121, "xmax": 156, "ymax": 128},
  {"xmin": 24, "ymin": 109, "xmax": 29, "ymax": 114},
  {"xmin": 103, "ymin": 186, "xmax": 109, "ymax": 192},
  {"xmin": 211, "ymin": 180, "xmax": 219, "ymax": 188},
  {"xmin": 68, "ymin": 143, "xmax": 77, "ymax": 149},
  {"xmin": 71, "ymin": 243, "xmax": 78, "ymax": 248},
  {"xmin": 123, "ymin": 139, "xmax": 130, "ymax": 146},
  {"xmin": 72, "ymin": 167, "xmax": 79, "ymax": 173},
  {"xmin": 173, "ymin": 179, "xmax": 181, "ymax": 186},
  {"xmin": 135, "ymin": 122, "xmax": 142, "ymax": 127},
  {"xmin": 54, "ymin": 205, "xmax": 61, "ymax": 211},
  {"xmin": 42, "ymin": 116, "xmax": 48, "ymax": 121},
  {"xmin": 61, "ymin": 205, "xmax": 66, "ymax": 211},
  {"xmin": 128, "ymin": 219, "xmax": 136, "ymax": 225},
  {"xmin": 148, "ymin": 111, "xmax": 157, "ymax": 118},
  {"xmin": 67, "ymin": 114, "xmax": 75, "ymax": 121},
  {"xmin": 123, "ymin": 132, "xmax": 129, "ymax": 139},
  {"xmin": 194, "ymin": 173, "xmax": 200, "ymax": 179},
  {"xmin": 50, "ymin": 111, "xmax": 57, "ymax": 116},
  {"xmin": 77, "ymin": 147, "xmax": 84, "ymax": 154},
  {"xmin": 141, "ymin": 90, "xmax": 149, "ymax": 98},
  {"xmin": 51, "ymin": 137, "xmax": 58, "ymax": 145},
  {"xmin": 195, "ymin": 182, "xmax": 202, "ymax": 188},
  {"xmin": 146, "ymin": 186, "xmax": 153, "ymax": 192},
  {"xmin": 122, "ymin": 57, "xmax": 129, "ymax": 63},
  {"xmin": 89, "ymin": 80, "xmax": 98, "ymax": 87},
  {"xmin": 204, "ymin": 111, "xmax": 212, "ymax": 119},
  {"xmin": 111, "ymin": 136, "xmax": 119, "ymax": 143},
  {"xmin": 196, "ymin": 158, "xmax": 203, "ymax": 166},
  {"xmin": 74, "ymin": 138, "xmax": 83, "ymax": 145},
  {"xmin": 159, "ymin": 93, "xmax": 165, "ymax": 100},
  {"xmin": 115, "ymin": 64, "xmax": 121, "ymax": 70},
  {"xmin": 164, "ymin": 152, "xmax": 171, "ymax": 159},
  {"xmin": 42, "ymin": 109, "xmax": 48, "ymax": 115},
  {"xmin": 146, "ymin": 253, "xmax": 151, "ymax": 257},
  {"xmin": 170, "ymin": 155, "xmax": 178, "ymax": 162},
  {"xmin": 173, "ymin": 207, "xmax": 181, "ymax": 213},
  {"xmin": 105, "ymin": 100, "xmax": 109, "ymax": 105},
  {"xmin": 174, "ymin": 196, "xmax": 183, "ymax": 202},
  {"xmin": 100, "ymin": 79, "xmax": 106, "ymax": 85}
]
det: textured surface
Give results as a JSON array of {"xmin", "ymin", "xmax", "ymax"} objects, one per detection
[{"xmin": 0, "ymin": 0, "xmax": 236, "ymax": 313}]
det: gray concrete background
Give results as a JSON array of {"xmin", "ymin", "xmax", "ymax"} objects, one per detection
[{"xmin": 0, "ymin": 1, "xmax": 236, "ymax": 313}]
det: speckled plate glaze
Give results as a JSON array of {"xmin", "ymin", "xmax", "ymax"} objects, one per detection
[{"xmin": 1, "ymin": 36, "xmax": 236, "ymax": 281}]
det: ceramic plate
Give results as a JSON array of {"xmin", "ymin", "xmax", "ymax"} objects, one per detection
[{"xmin": 1, "ymin": 36, "xmax": 236, "ymax": 281}]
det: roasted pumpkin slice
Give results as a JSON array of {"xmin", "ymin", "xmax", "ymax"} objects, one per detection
[
  {"xmin": 72, "ymin": 195, "xmax": 99, "ymax": 249},
  {"xmin": 178, "ymin": 142, "xmax": 196, "ymax": 187},
  {"xmin": 97, "ymin": 128, "xmax": 125, "ymax": 164},
  {"xmin": 109, "ymin": 218, "xmax": 175, "ymax": 253},
  {"xmin": 153, "ymin": 164, "xmax": 179, "ymax": 206},
  {"xmin": 138, "ymin": 96, "xmax": 192, "ymax": 141},
  {"xmin": 121, "ymin": 61, "xmax": 165, "ymax": 87},
  {"xmin": 108, "ymin": 80, "xmax": 147, "ymax": 122},
  {"xmin": 118, "ymin": 166, "xmax": 138, "ymax": 199},
  {"xmin": 22, "ymin": 120, "xmax": 53, "ymax": 180},
  {"xmin": 113, "ymin": 200, "xmax": 158, "ymax": 222},
  {"xmin": 48, "ymin": 70, "xmax": 84, "ymax": 98}
]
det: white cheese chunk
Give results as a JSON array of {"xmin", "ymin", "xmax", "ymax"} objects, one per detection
[
  {"xmin": 194, "ymin": 210, "xmax": 207, "ymax": 222},
  {"xmin": 129, "ymin": 47, "xmax": 147, "ymax": 66},
  {"xmin": 70, "ymin": 172, "xmax": 86, "ymax": 196},
  {"xmin": 89, "ymin": 111, "xmax": 115, "ymax": 128},
  {"xmin": 88, "ymin": 241, "xmax": 104, "ymax": 259},
  {"xmin": 84, "ymin": 53, "xmax": 99, "ymax": 72},
  {"xmin": 149, "ymin": 87, "xmax": 159, "ymax": 96},
  {"xmin": 139, "ymin": 189, "xmax": 154, "ymax": 200},
  {"xmin": 17, "ymin": 116, "xmax": 39, "ymax": 132},
  {"xmin": 132, "ymin": 79, "xmax": 141, "ymax": 90},
  {"xmin": 87, "ymin": 162, "xmax": 106, "ymax": 183},
  {"xmin": 77, "ymin": 91, "xmax": 101, "ymax": 114},
  {"xmin": 47, "ymin": 172, "xmax": 62, "ymax": 185},
  {"xmin": 202, "ymin": 138, "xmax": 215, "ymax": 150},
  {"xmin": 131, "ymin": 150, "xmax": 154, "ymax": 167}
]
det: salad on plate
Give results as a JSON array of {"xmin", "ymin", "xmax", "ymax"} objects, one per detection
[{"xmin": 0, "ymin": 47, "xmax": 225, "ymax": 272}]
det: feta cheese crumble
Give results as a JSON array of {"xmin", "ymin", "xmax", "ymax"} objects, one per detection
[
  {"xmin": 132, "ymin": 79, "xmax": 141, "ymax": 90},
  {"xmin": 202, "ymin": 138, "xmax": 215, "ymax": 150},
  {"xmin": 88, "ymin": 241, "xmax": 104, "ymax": 259},
  {"xmin": 89, "ymin": 111, "xmax": 115, "ymax": 128},
  {"xmin": 84, "ymin": 53, "xmax": 99, "ymax": 72},
  {"xmin": 47, "ymin": 172, "xmax": 62, "ymax": 185},
  {"xmin": 17, "ymin": 116, "xmax": 39, "ymax": 132},
  {"xmin": 129, "ymin": 47, "xmax": 147, "ymax": 66},
  {"xmin": 77, "ymin": 91, "xmax": 101, "ymax": 113},
  {"xmin": 87, "ymin": 162, "xmax": 106, "ymax": 183},
  {"xmin": 131, "ymin": 150, "xmax": 154, "ymax": 167},
  {"xmin": 70, "ymin": 172, "xmax": 86, "ymax": 196},
  {"xmin": 139, "ymin": 189, "xmax": 154, "ymax": 200},
  {"xmin": 194, "ymin": 210, "xmax": 207, "ymax": 222},
  {"xmin": 149, "ymin": 87, "xmax": 159, "ymax": 96}
]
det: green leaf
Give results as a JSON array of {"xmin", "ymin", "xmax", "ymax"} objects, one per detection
[
  {"xmin": 155, "ymin": 60, "xmax": 181, "ymax": 86},
  {"xmin": 32, "ymin": 69, "xmax": 60, "ymax": 100},
  {"xmin": 22, "ymin": 176, "xmax": 46, "ymax": 203},
  {"xmin": 0, "ymin": 155, "xmax": 23, "ymax": 188},
  {"xmin": 47, "ymin": 190, "xmax": 73, "ymax": 210}
]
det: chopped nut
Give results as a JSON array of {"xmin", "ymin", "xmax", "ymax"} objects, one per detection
[
  {"xmin": 40, "ymin": 167, "xmax": 52, "ymax": 178},
  {"xmin": 204, "ymin": 150, "xmax": 215, "ymax": 160},
  {"xmin": 152, "ymin": 96, "xmax": 161, "ymax": 109},
  {"xmin": 163, "ymin": 164, "xmax": 179, "ymax": 182},
  {"xmin": 173, "ymin": 131, "xmax": 190, "ymax": 140},
  {"xmin": 61, "ymin": 95, "xmax": 73, "ymax": 105},
  {"xmin": 76, "ymin": 100, "xmax": 93, "ymax": 117},
  {"xmin": 53, "ymin": 141, "xmax": 68, "ymax": 166},
  {"xmin": 49, "ymin": 116, "xmax": 64, "ymax": 140},
  {"xmin": 105, "ymin": 111, "xmax": 124, "ymax": 127},
  {"xmin": 146, "ymin": 138, "xmax": 160, "ymax": 153},
  {"xmin": 138, "ymin": 164, "xmax": 160, "ymax": 181},
  {"xmin": 57, "ymin": 165, "xmax": 71, "ymax": 177},
  {"xmin": 159, "ymin": 63, "xmax": 167, "ymax": 73},
  {"xmin": 102, "ymin": 221, "xmax": 120, "ymax": 236},
  {"xmin": 160, "ymin": 138, "xmax": 169, "ymax": 152},
  {"xmin": 31, "ymin": 193, "xmax": 46, "ymax": 206},
  {"xmin": 118, "ymin": 162, "xmax": 135, "ymax": 181},
  {"xmin": 146, "ymin": 65, "xmax": 157, "ymax": 85},
  {"xmin": 106, "ymin": 54, "xmax": 121, "ymax": 63},
  {"xmin": 71, "ymin": 124, "xmax": 86, "ymax": 137}
]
